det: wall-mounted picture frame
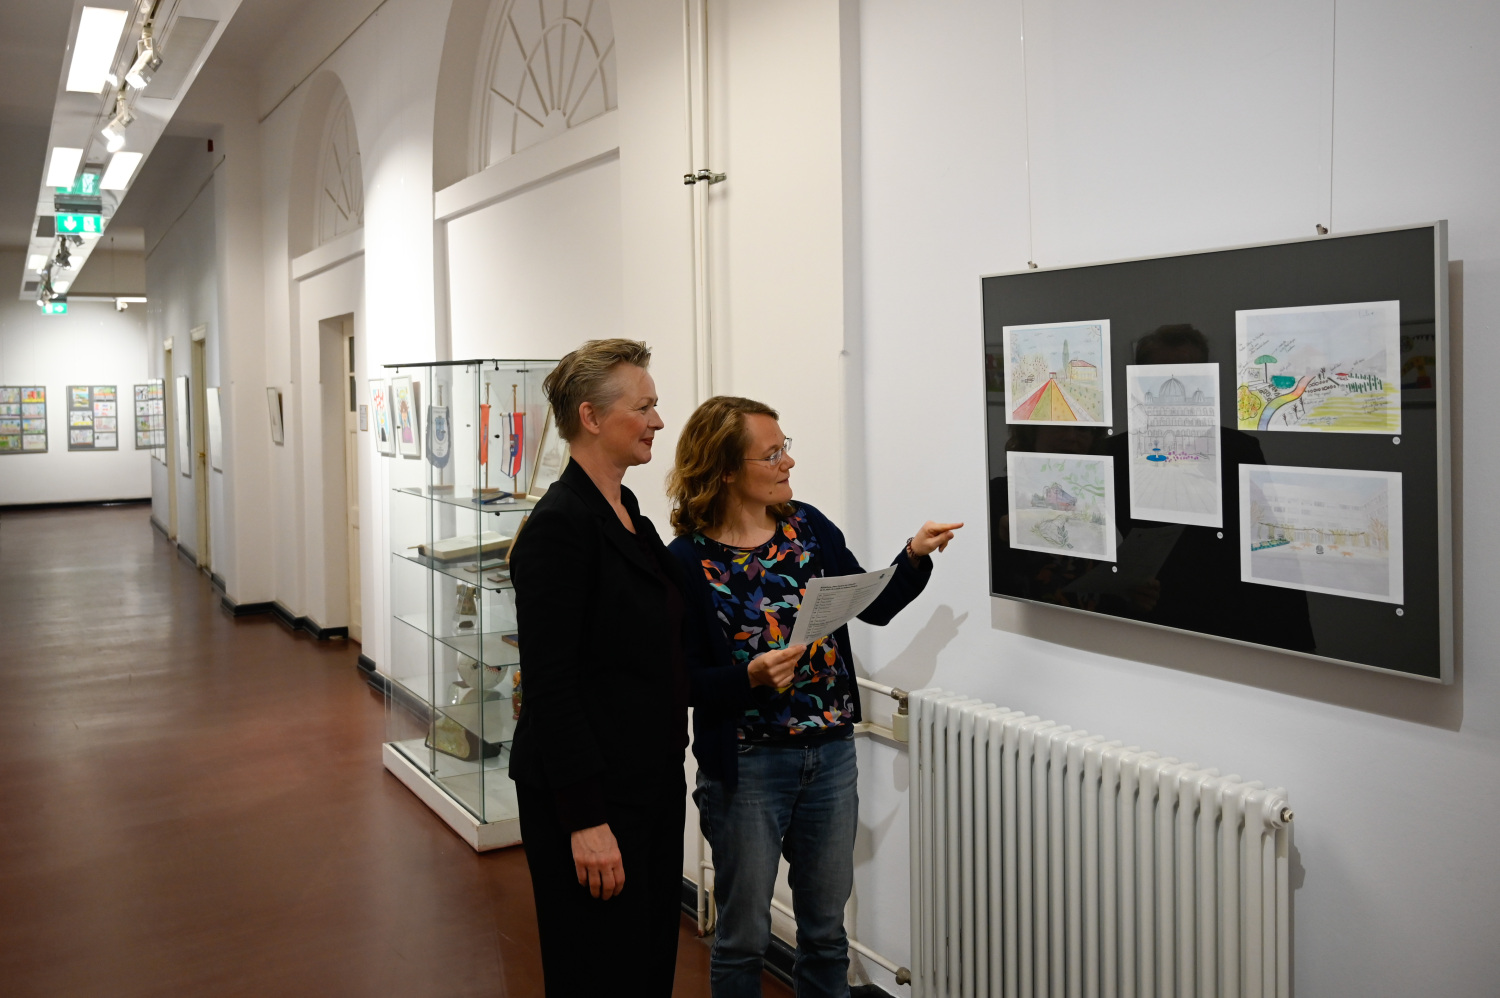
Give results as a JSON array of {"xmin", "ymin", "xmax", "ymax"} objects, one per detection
[
  {"xmin": 370, "ymin": 379, "xmax": 394, "ymax": 456},
  {"xmin": 525, "ymin": 406, "xmax": 570, "ymax": 499},
  {"xmin": 266, "ymin": 387, "xmax": 284, "ymax": 446},
  {"xmin": 67, "ymin": 385, "xmax": 119, "ymax": 451},
  {"xmin": 175, "ymin": 376, "xmax": 192, "ymax": 475},
  {"xmin": 0, "ymin": 386, "xmax": 46, "ymax": 454},
  {"xmin": 135, "ymin": 381, "xmax": 165, "ymax": 455},
  {"xmin": 392, "ymin": 375, "xmax": 421, "ymax": 459},
  {"xmin": 206, "ymin": 386, "xmax": 224, "ymax": 472}
]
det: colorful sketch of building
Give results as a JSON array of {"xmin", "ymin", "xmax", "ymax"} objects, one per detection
[
  {"xmin": 1067, "ymin": 359, "xmax": 1097, "ymax": 382},
  {"xmin": 1030, "ymin": 482, "xmax": 1077, "ymax": 511}
]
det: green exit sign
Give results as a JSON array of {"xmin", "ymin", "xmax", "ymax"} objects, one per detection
[
  {"xmin": 55, "ymin": 213, "xmax": 102, "ymax": 235},
  {"xmin": 55, "ymin": 174, "xmax": 100, "ymax": 196},
  {"xmin": 42, "ymin": 302, "xmax": 68, "ymax": 315}
]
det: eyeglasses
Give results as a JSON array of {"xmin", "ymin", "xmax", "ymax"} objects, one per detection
[{"xmin": 745, "ymin": 437, "xmax": 792, "ymax": 464}]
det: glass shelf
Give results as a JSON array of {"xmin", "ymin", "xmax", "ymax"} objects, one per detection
[
  {"xmin": 393, "ymin": 485, "xmax": 539, "ymax": 515},
  {"xmin": 394, "ymin": 612, "xmax": 521, "ymax": 669},
  {"xmin": 381, "ymin": 358, "xmax": 555, "ymax": 843},
  {"xmin": 393, "ymin": 551, "xmax": 516, "ymax": 592}
]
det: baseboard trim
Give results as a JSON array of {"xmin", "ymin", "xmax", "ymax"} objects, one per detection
[
  {"xmin": 677, "ymin": 877, "xmax": 892, "ymax": 996},
  {"xmin": 175, "ymin": 540, "xmax": 196, "ymax": 563},
  {"xmin": 218, "ymin": 596, "xmax": 349, "ymax": 640},
  {"xmin": 149, "ymin": 516, "xmax": 169, "ymax": 538},
  {"xmin": 210, "ymin": 572, "xmax": 226, "ymax": 592},
  {"xmin": 0, "ymin": 497, "xmax": 150, "ymax": 512}
]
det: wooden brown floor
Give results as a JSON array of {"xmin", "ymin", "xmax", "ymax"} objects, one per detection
[{"xmin": 0, "ymin": 505, "xmax": 791, "ymax": 997}]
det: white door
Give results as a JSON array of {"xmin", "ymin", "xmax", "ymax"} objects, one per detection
[{"xmin": 343, "ymin": 319, "xmax": 362, "ymax": 642}]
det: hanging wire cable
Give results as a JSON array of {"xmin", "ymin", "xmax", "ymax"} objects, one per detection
[
  {"xmin": 1019, "ymin": 0, "xmax": 1038, "ymax": 268},
  {"xmin": 1326, "ymin": 0, "xmax": 1338, "ymax": 234}
]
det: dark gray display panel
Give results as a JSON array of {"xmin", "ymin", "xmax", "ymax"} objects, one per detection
[{"xmin": 983, "ymin": 223, "xmax": 1451, "ymax": 681}]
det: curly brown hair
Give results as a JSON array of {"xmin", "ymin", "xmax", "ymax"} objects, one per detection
[{"xmin": 668, "ymin": 396, "xmax": 795, "ymax": 537}]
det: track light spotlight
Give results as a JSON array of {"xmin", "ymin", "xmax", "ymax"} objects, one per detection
[
  {"xmin": 101, "ymin": 94, "xmax": 134, "ymax": 154},
  {"xmin": 124, "ymin": 34, "xmax": 161, "ymax": 91}
]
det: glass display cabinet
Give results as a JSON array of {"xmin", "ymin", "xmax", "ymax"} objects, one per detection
[{"xmin": 381, "ymin": 358, "xmax": 556, "ymax": 850}]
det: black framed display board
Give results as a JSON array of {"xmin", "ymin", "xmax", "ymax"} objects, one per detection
[
  {"xmin": 134, "ymin": 381, "xmax": 165, "ymax": 451},
  {"xmin": 983, "ymin": 222, "xmax": 1451, "ymax": 682},
  {"xmin": 67, "ymin": 385, "xmax": 119, "ymax": 451},
  {"xmin": 0, "ymin": 386, "xmax": 47, "ymax": 453}
]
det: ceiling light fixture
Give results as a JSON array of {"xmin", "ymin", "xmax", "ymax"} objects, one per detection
[
  {"xmin": 53, "ymin": 280, "xmax": 72, "ymax": 295},
  {"xmin": 66, "ymin": 7, "xmax": 130, "ymax": 93},
  {"xmin": 46, "ymin": 147, "xmax": 85, "ymax": 189},
  {"xmin": 100, "ymin": 151, "xmax": 144, "ymax": 190},
  {"xmin": 124, "ymin": 28, "xmax": 162, "ymax": 91},
  {"xmin": 101, "ymin": 94, "xmax": 134, "ymax": 154},
  {"xmin": 116, "ymin": 296, "xmax": 148, "ymax": 310},
  {"xmin": 27, "ymin": 254, "xmax": 48, "ymax": 272}
]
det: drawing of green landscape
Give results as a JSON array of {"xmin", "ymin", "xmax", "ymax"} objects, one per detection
[
  {"xmin": 1006, "ymin": 452, "xmax": 1116, "ymax": 561},
  {"xmin": 1235, "ymin": 300, "xmax": 1401, "ymax": 434},
  {"xmin": 1003, "ymin": 320, "xmax": 1111, "ymax": 426}
]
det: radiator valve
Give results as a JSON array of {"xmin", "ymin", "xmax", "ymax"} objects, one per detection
[{"xmin": 891, "ymin": 689, "xmax": 910, "ymax": 742}]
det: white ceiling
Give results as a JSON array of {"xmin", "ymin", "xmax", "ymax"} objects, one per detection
[{"xmin": 0, "ymin": 0, "xmax": 309, "ymax": 272}]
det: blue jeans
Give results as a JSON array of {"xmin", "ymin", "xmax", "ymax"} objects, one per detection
[{"xmin": 695, "ymin": 731, "xmax": 858, "ymax": 998}]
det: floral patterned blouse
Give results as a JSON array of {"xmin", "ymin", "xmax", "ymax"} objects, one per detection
[{"xmin": 693, "ymin": 507, "xmax": 855, "ymax": 741}]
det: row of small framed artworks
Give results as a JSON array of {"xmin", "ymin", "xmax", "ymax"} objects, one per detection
[{"xmin": 1, "ymin": 384, "xmax": 166, "ymax": 454}]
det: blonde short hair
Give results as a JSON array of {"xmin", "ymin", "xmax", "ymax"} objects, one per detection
[
  {"xmin": 543, "ymin": 339, "xmax": 652, "ymax": 441},
  {"xmin": 668, "ymin": 396, "xmax": 794, "ymax": 537}
]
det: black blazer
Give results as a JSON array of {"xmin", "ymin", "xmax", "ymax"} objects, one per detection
[{"xmin": 507, "ymin": 460, "xmax": 690, "ymax": 828}]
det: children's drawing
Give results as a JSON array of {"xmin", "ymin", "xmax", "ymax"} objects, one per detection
[
  {"xmin": 1239, "ymin": 465, "xmax": 1403, "ymax": 603},
  {"xmin": 1002, "ymin": 320, "xmax": 1112, "ymax": 426},
  {"xmin": 1126, "ymin": 363, "xmax": 1221, "ymax": 528},
  {"xmin": 392, "ymin": 376, "xmax": 421, "ymax": 459},
  {"xmin": 1235, "ymin": 300, "xmax": 1401, "ymax": 434},
  {"xmin": 1006, "ymin": 452, "xmax": 1117, "ymax": 562},
  {"xmin": 370, "ymin": 379, "xmax": 394, "ymax": 456}
]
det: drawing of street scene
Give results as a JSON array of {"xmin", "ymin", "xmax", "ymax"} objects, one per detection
[
  {"xmin": 1235, "ymin": 300, "xmax": 1401, "ymax": 434},
  {"xmin": 1126, "ymin": 363, "xmax": 1222, "ymax": 528},
  {"xmin": 1239, "ymin": 465, "xmax": 1403, "ymax": 603},
  {"xmin": 1007, "ymin": 452, "xmax": 1116, "ymax": 561},
  {"xmin": 1003, "ymin": 320, "xmax": 1111, "ymax": 426}
]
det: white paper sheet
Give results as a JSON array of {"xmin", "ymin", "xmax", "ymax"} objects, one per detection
[{"xmin": 788, "ymin": 567, "xmax": 897, "ymax": 647}]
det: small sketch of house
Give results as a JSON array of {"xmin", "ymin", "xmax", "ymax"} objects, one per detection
[
  {"xmin": 1132, "ymin": 376, "xmax": 1216, "ymax": 459},
  {"xmin": 1030, "ymin": 482, "xmax": 1077, "ymax": 511},
  {"xmin": 1067, "ymin": 359, "xmax": 1097, "ymax": 382}
]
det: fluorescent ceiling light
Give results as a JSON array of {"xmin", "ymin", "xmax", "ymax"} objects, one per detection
[
  {"xmin": 100, "ymin": 151, "xmax": 143, "ymax": 190},
  {"xmin": 66, "ymin": 7, "xmax": 129, "ymax": 94},
  {"xmin": 27, "ymin": 254, "xmax": 48, "ymax": 272},
  {"xmin": 116, "ymin": 296, "xmax": 147, "ymax": 303},
  {"xmin": 46, "ymin": 147, "xmax": 84, "ymax": 188},
  {"xmin": 53, "ymin": 280, "xmax": 72, "ymax": 294}
]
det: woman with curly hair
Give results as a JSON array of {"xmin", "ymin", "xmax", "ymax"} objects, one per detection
[{"xmin": 666, "ymin": 395, "xmax": 961, "ymax": 997}]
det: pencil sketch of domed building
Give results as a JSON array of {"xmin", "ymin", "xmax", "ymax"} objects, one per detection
[{"xmin": 1126, "ymin": 363, "xmax": 1223, "ymax": 528}]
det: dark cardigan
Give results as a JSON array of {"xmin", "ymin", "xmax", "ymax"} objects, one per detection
[{"xmin": 667, "ymin": 502, "xmax": 932, "ymax": 788}]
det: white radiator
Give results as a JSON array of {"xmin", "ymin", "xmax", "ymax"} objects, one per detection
[{"xmin": 909, "ymin": 689, "xmax": 1293, "ymax": 998}]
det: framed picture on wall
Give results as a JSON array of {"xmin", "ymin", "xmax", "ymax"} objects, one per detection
[
  {"xmin": 0, "ymin": 386, "xmax": 46, "ymax": 454},
  {"xmin": 392, "ymin": 375, "xmax": 421, "ymax": 459},
  {"xmin": 266, "ymin": 387, "xmax": 284, "ymax": 445},
  {"xmin": 370, "ymin": 379, "xmax": 394, "ymax": 456},
  {"xmin": 525, "ymin": 407, "xmax": 570, "ymax": 499},
  {"xmin": 176, "ymin": 376, "xmax": 192, "ymax": 476},
  {"xmin": 66, "ymin": 385, "xmax": 118, "ymax": 451},
  {"xmin": 206, "ymin": 387, "xmax": 224, "ymax": 471}
]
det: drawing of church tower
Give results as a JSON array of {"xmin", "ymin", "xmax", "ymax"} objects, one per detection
[{"xmin": 1062, "ymin": 338, "xmax": 1072, "ymax": 381}]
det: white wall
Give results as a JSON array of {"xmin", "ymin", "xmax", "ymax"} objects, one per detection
[
  {"xmin": 145, "ymin": 172, "xmax": 221, "ymax": 563},
  {"xmin": 0, "ymin": 250, "xmax": 151, "ymax": 506},
  {"xmin": 852, "ymin": 1, "xmax": 1500, "ymax": 994}
]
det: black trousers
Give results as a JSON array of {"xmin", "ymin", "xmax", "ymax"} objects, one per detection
[{"xmin": 516, "ymin": 776, "xmax": 687, "ymax": 997}]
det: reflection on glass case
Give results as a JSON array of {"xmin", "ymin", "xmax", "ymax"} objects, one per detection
[{"xmin": 382, "ymin": 358, "xmax": 556, "ymax": 850}]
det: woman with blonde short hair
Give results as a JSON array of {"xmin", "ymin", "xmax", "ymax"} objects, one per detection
[
  {"xmin": 508, "ymin": 338, "xmax": 689, "ymax": 996},
  {"xmin": 667, "ymin": 396, "xmax": 961, "ymax": 997}
]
